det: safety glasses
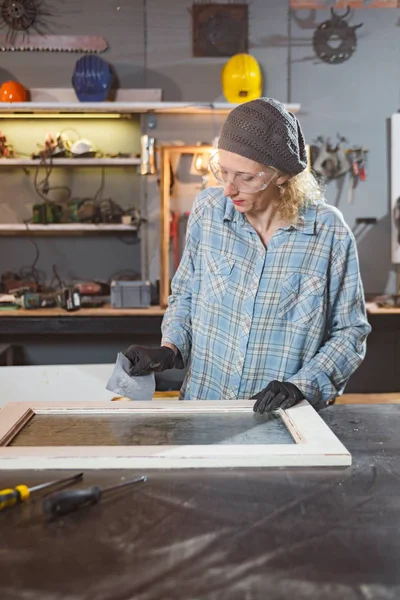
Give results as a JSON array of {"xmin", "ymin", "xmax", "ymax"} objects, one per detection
[{"xmin": 208, "ymin": 151, "xmax": 276, "ymax": 194}]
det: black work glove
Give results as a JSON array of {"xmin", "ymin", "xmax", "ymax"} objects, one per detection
[
  {"xmin": 123, "ymin": 345, "xmax": 183, "ymax": 376},
  {"xmin": 251, "ymin": 380, "xmax": 304, "ymax": 413}
]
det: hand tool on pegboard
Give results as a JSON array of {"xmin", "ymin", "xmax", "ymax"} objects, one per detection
[
  {"xmin": 350, "ymin": 148, "xmax": 360, "ymax": 177},
  {"xmin": 311, "ymin": 135, "xmax": 350, "ymax": 180},
  {"xmin": 0, "ymin": 473, "xmax": 83, "ymax": 512},
  {"xmin": 0, "ymin": 35, "xmax": 108, "ymax": 52},
  {"xmin": 43, "ymin": 476, "xmax": 147, "ymax": 518},
  {"xmin": 347, "ymin": 147, "xmax": 368, "ymax": 203},
  {"xmin": 332, "ymin": 135, "xmax": 351, "ymax": 177},
  {"xmin": 358, "ymin": 149, "xmax": 367, "ymax": 182}
]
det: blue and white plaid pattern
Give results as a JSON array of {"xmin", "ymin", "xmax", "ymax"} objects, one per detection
[{"xmin": 161, "ymin": 188, "xmax": 371, "ymax": 408}]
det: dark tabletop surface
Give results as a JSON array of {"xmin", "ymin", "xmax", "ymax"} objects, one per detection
[{"xmin": 0, "ymin": 404, "xmax": 399, "ymax": 600}]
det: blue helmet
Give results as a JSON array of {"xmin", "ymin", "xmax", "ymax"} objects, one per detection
[{"xmin": 72, "ymin": 55, "xmax": 113, "ymax": 102}]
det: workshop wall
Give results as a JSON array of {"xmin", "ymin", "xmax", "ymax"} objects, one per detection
[{"xmin": 0, "ymin": 0, "xmax": 398, "ymax": 298}]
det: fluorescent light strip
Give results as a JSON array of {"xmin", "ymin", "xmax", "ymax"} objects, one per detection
[{"xmin": 0, "ymin": 113, "xmax": 123, "ymax": 119}]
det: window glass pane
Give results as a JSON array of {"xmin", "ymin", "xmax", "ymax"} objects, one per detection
[{"xmin": 10, "ymin": 412, "xmax": 295, "ymax": 446}]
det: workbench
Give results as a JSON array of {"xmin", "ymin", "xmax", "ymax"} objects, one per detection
[
  {"xmin": 1, "ymin": 305, "xmax": 399, "ymax": 393},
  {"xmin": 0, "ymin": 305, "xmax": 166, "ymax": 367},
  {"xmin": 0, "ymin": 305, "xmax": 165, "ymax": 335},
  {"xmin": 0, "ymin": 404, "xmax": 398, "ymax": 599}
]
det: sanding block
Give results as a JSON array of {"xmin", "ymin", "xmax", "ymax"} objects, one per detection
[{"xmin": 106, "ymin": 353, "xmax": 155, "ymax": 401}]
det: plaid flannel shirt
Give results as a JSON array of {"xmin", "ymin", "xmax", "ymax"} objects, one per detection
[{"xmin": 161, "ymin": 187, "xmax": 371, "ymax": 408}]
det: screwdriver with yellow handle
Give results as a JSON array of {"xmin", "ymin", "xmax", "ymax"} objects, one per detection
[{"xmin": 0, "ymin": 472, "xmax": 83, "ymax": 512}]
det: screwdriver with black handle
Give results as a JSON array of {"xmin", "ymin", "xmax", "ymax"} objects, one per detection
[
  {"xmin": 43, "ymin": 475, "xmax": 147, "ymax": 518},
  {"xmin": 0, "ymin": 473, "xmax": 83, "ymax": 512}
]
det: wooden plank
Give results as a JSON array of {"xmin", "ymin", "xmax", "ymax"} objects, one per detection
[
  {"xmin": 366, "ymin": 305, "xmax": 400, "ymax": 315},
  {"xmin": 0, "ymin": 400, "xmax": 351, "ymax": 469},
  {"xmin": 0, "ymin": 404, "xmax": 35, "ymax": 446},
  {"xmin": 0, "ymin": 224, "xmax": 138, "ymax": 237},
  {"xmin": 338, "ymin": 393, "xmax": 400, "ymax": 404},
  {"xmin": 0, "ymin": 444, "xmax": 350, "ymax": 469},
  {"xmin": 160, "ymin": 147, "xmax": 171, "ymax": 309},
  {"xmin": 26, "ymin": 400, "xmax": 283, "ymax": 413},
  {"xmin": 0, "ymin": 305, "xmax": 165, "ymax": 317}
]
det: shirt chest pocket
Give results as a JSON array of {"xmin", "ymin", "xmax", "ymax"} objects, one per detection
[
  {"xmin": 278, "ymin": 272, "xmax": 326, "ymax": 326},
  {"xmin": 204, "ymin": 253, "xmax": 235, "ymax": 304}
]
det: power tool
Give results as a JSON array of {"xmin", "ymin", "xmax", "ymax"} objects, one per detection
[
  {"xmin": 13, "ymin": 287, "xmax": 81, "ymax": 311},
  {"xmin": 14, "ymin": 292, "xmax": 57, "ymax": 310}
]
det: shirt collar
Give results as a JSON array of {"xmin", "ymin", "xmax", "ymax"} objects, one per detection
[
  {"xmin": 292, "ymin": 204, "xmax": 317, "ymax": 235},
  {"xmin": 223, "ymin": 197, "xmax": 317, "ymax": 234},
  {"xmin": 223, "ymin": 198, "xmax": 238, "ymax": 223}
]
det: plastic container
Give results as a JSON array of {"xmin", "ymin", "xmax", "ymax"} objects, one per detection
[{"xmin": 110, "ymin": 280, "xmax": 151, "ymax": 308}]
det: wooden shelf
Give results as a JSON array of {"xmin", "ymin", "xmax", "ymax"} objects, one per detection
[
  {"xmin": 366, "ymin": 303, "xmax": 400, "ymax": 315},
  {"xmin": 0, "ymin": 224, "xmax": 138, "ymax": 236},
  {"xmin": 0, "ymin": 101, "xmax": 301, "ymax": 116},
  {"xmin": 0, "ymin": 305, "xmax": 165, "ymax": 317},
  {"xmin": 0, "ymin": 157, "xmax": 140, "ymax": 167}
]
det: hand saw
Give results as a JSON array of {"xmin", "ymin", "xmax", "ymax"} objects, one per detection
[{"xmin": 0, "ymin": 35, "xmax": 108, "ymax": 53}]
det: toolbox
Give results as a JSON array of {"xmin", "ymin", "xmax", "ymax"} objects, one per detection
[{"xmin": 110, "ymin": 280, "xmax": 151, "ymax": 308}]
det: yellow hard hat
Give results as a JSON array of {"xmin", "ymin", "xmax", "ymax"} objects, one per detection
[{"xmin": 221, "ymin": 54, "xmax": 262, "ymax": 104}]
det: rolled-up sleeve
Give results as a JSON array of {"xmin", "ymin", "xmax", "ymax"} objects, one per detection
[
  {"xmin": 287, "ymin": 232, "xmax": 371, "ymax": 408},
  {"xmin": 161, "ymin": 193, "xmax": 204, "ymax": 366}
]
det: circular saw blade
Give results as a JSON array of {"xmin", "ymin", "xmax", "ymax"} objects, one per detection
[{"xmin": 1, "ymin": 0, "xmax": 37, "ymax": 31}]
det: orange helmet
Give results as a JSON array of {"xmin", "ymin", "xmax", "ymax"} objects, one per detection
[
  {"xmin": 0, "ymin": 81, "xmax": 28, "ymax": 103},
  {"xmin": 221, "ymin": 54, "xmax": 262, "ymax": 104}
]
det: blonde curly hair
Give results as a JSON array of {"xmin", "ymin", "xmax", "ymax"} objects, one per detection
[
  {"xmin": 209, "ymin": 149, "xmax": 324, "ymax": 223},
  {"xmin": 275, "ymin": 168, "xmax": 324, "ymax": 223}
]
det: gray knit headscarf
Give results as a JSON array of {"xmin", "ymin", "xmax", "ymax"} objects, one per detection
[{"xmin": 218, "ymin": 97, "xmax": 307, "ymax": 175}]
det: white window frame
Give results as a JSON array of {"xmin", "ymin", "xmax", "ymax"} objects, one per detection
[{"xmin": 0, "ymin": 400, "xmax": 351, "ymax": 469}]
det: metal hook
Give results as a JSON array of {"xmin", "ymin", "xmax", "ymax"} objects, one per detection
[{"xmin": 330, "ymin": 6, "xmax": 351, "ymax": 20}]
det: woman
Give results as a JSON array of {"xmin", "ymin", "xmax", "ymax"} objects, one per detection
[{"xmin": 123, "ymin": 98, "xmax": 371, "ymax": 413}]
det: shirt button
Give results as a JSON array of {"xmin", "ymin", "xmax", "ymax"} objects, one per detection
[{"xmin": 234, "ymin": 384, "xmax": 238, "ymax": 389}]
